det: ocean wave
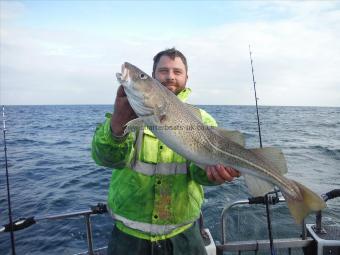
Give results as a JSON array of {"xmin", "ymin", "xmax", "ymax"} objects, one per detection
[
  {"xmin": 51, "ymin": 140, "xmax": 72, "ymax": 145},
  {"xmin": 283, "ymin": 144, "xmax": 340, "ymax": 153},
  {"xmin": 59, "ymin": 178, "xmax": 81, "ymax": 189},
  {"xmin": 317, "ymin": 123, "xmax": 339, "ymax": 128},
  {"xmin": 310, "ymin": 145, "xmax": 340, "ymax": 157},
  {"xmin": 11, "ymin": 138, "xmax": 48, "ymax": 146}
]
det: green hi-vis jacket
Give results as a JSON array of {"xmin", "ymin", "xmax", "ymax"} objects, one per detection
[{"xmin": 91, "ymin": 88, "xmax": 218, "ymax": 241}]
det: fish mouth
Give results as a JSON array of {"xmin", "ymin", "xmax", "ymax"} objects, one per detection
[{"xmin": 116, "ymin": 63, "xmax": 129, "ymax": 86}]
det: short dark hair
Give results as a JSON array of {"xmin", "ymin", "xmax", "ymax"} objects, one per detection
[{"xmin": 152, "ymin": 48, "xmax": 188, "ymax": 76}]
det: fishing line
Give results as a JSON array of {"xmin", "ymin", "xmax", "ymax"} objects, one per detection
[
  {"xmin": 249, "ymin": 45, "xmax": 263, "ymax": 148},
  {"xmin": 2, "ymin": 106, "xmax": 16, "ymax": 255},
  {"xmin": 249, "ymin": 46, "xmax": 276, "ymax": 255}
]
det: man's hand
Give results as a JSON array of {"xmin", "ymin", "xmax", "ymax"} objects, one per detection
[
  {"xmin": 111, "ymin": 85, "xmax": 138, "ymax": 136},
  {"xmin": 206, "ymin": 164, "xmax": 240, "ymax": 184}
]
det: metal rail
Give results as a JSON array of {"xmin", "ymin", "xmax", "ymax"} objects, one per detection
[
  {"xmin": 34, "ymin": 209, "xmax": 95, "ymax": 221},
  {"xmin": 221, "ymin": 199, "xmax": 250, "ymax": 244},
  {"xmin": 36, "ymin": 209, "xmax": 99, "ymax": 255},
  {"xmin": 219, "ymin": 197, "xmax": 311, "ymax": 254},
  {"xmin": 217, "ymin": 238, "xmax": 313, "ymax": 254},
  {"xmin": 1, "ymin": 203, "xmax": 107, "ymax": 255}
]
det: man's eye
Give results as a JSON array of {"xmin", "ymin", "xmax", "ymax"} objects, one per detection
[{"xmin": 139, "ymin": 73, "xmax": 147, "ymax": 79}]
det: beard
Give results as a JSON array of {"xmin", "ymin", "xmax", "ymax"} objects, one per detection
[{"xmin": 161, "ymin": 81, "xmax": 184, "ymax": 94}]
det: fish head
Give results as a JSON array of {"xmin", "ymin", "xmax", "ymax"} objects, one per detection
[{"xmin": 116, "ymin": 62, "xmax": 166, "ymax": 118}]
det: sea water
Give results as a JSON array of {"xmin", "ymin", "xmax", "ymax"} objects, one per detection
[{"xmin": 0, "ymin": 105, "xmax": 339, "ymax": 255}]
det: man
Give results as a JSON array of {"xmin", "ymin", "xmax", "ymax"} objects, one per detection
[{"xmin": 91, "ymin": 48, "xmax": 239, "ymax": 255}]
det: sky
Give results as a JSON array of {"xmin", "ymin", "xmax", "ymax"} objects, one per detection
[{"xmin": 0, "ymin": 0, "xmax": 339, "ymax": 106}]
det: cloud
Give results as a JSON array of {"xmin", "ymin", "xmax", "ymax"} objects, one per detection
[
  {"xmin": 0, "ymin": 1, "xmax": 26, "ymax": 21},
  {"xmin": 1, "ymin": 1, "xmax": 339, "ymax": 106},
  {"xmin": 180, "ymin": 3, "xmax": 340, "ymax": 106}
]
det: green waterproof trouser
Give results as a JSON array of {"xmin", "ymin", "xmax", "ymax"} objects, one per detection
[{"xmin": 107, "ymin": 221, "xmax": 207, "ymax": 255}]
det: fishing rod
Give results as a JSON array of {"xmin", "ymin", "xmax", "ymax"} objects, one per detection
[
  {"xmin": 2, "ymin": 105, "xmax": 16, "ymax": 255},
  {"xmin": 248, "ymin": 45, "xmax": 263, "ymax": 148},
  {"xmin": 248, "ymin": 46, "xmax": 276, "ymax": 255}
]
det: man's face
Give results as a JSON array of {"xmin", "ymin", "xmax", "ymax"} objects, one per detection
[{"xmin": 153, "ymin": 55, "xmax": 188, "ymax": 95}]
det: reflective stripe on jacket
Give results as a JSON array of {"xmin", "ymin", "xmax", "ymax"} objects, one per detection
[{"xmin": 91, "ymin": 88, "xmax": 218, "ymax": 241}]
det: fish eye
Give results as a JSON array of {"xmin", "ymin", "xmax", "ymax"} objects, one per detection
[{"xmin": 139, "ymin": 73, "xmax": 147, "ymax": 79}]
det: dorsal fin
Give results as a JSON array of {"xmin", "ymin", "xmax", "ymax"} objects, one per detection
[{"xmin": 211, "ymin": 127, "xmax": 246, "ymax": 147}]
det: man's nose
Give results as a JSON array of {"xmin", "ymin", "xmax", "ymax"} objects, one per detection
[{"xmin": 166, "ymin": 70, "xmax": 175, "ymax": 80}]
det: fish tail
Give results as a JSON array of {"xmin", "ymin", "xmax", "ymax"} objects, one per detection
[{"xmin": 283, "ymin": 180, "xmax": 326, "ymax": 224}]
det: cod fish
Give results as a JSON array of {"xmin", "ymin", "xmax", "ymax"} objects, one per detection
[{"xmin": 116, "ymin": 62, "xmax": 326, "ymax": 223}]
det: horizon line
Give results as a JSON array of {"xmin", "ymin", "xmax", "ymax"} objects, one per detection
[{"xmin": 1, "ymin": 104, "xmax": 339, "ymax": 108}]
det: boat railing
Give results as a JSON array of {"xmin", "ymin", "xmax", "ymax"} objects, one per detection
[
  {"xmin": 217, "ymin": 196, "xmax": 314, "ymax": 255},
  {"xmin": 1, "ymin": 203, "xmax": 108, "ymax": 255},
  {"xmin": 0, "ymin": 199, "xmax": 317, "ymax": 255},
  {"xmin": 2, "ymin": 189, "xmax": 340, "ymax": 255}
]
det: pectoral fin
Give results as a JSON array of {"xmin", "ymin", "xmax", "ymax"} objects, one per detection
[
  {"xmin": 184, "ymin": 103, "xmax": 202, "ymax": 122},
  {"xmin": 154, "ymin": 103, "xmax": 167, "ymax": 124},
  {"xmin": 124, "ymin": 118, "xmax": 144, "ymax": 135}
]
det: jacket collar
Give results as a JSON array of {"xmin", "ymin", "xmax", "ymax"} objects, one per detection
[{"xmin": 177, "ymin": 88, "xmax": 191, "ymax": 102}]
